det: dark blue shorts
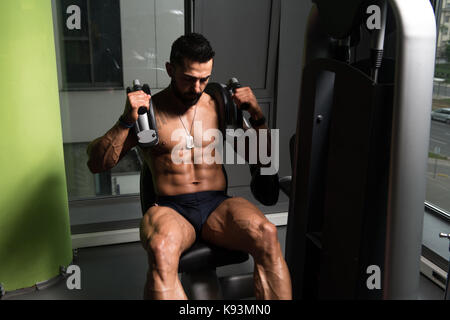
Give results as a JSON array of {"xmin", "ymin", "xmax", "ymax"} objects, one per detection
[{"xmin": 155, "ymin": 190, "xmax": 231, "ymax": 236}]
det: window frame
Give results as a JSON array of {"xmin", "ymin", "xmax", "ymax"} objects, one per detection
[{"xmin": 57, "ymin": 0, "xmax": 125, "ymax": 91}]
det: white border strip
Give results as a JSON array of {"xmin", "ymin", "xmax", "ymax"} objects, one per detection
[
  {"xmin": 71, "ymin": 212, "xmax": 289, "ymax": 249},
  {"xmin": 72, "ymin": 228, "xmax": 140, "ymax": 249},
  {"xmin": 420, "ymin": 256, "xmax": 448, "ymax": 290},
  {"xmin": 267, "ymin": 212, "xmax": 289, "ymax": 226}
]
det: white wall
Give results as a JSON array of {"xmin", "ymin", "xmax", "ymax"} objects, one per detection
[{"xmin": 195, "ymin": 0, "xmax": 273, "ymax": 90}]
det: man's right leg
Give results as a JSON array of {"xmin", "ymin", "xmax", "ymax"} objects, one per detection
[{"xmin": 139, "ymin": 205, "xmax": 196, "ymax": 300}]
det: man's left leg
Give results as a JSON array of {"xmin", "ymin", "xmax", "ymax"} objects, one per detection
[{"xmin": 201, "ymin": 196, "xmax": 292, "ymax": 300}]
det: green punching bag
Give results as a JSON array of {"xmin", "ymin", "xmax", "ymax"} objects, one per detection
[{"xmin": 0, "ymin": 0, "xmax": 72, "ymax": 293}]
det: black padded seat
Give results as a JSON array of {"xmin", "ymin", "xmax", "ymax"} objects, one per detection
[
  {"xmin": 178, "ymin": 241, "xmax": 249, "ymax": 274},
  {"xmin": 279, "ymin": 176, "xmax": 291, "ymax": 197},
  {"xmin": 139, "ymin": 159, "xmax": 250, "ymax": 274}
]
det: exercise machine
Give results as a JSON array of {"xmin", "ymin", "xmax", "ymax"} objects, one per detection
[
  {"xmin": 285, "ymin": 0, "xmax": 436, "ymax": 299},
  {"xmin": 126, "ymin": 80, "xmax": 159, "ymax": 147}
]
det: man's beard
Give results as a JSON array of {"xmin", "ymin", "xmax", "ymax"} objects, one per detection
[{"xmin": 171, "ymin": 79, "xmax": 203, "ymax": 107}]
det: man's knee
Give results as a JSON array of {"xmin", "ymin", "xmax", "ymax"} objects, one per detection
[
  {"xmin": 140, "ymin": 209, "xmax": 184, "ymax": 264},
  {"xmin": 147, "ymin": 232, "xmax": 183, "ymax": 271},
  {"xmin": 140, "ymin": 214, "xmax": 183, "ymax": 274},
  {"xmin": 250, "ymin": 220, "xmax": 280, "ymax": 258},
  {"xmin": 258, "ymin": 221, "xmax": 279, "ymax": 246}
]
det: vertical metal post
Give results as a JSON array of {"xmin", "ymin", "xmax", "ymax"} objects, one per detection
[
  {"xmin": 184, "ymin": 0, "xmax": 193, "ymax": 34},
  {"xmin": 384, "ymin": 0, "xmax": 437, "ymax": 299}
]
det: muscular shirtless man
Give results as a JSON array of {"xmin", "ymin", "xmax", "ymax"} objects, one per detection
[{"xmin": 87, "ymin": 33, "xmax": 292, "ymax": 300}]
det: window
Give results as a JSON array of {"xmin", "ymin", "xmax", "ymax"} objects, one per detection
[
  {"xmin": 430, "ymin": 0, "xmax": 450, "ymax": 218},
  {"xmin": 425, "ymin": 0, "xmax": 450, "ymax": 276},
  {"xmin": 56, "ymin": 0, "xmax": 123, "ymax": 90},
  {"xmin": 52, "ymin": 0, "xmax": 185, "ymax": 228}
]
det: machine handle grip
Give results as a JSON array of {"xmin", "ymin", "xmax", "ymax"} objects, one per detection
[{"xmin": 227, "ymin": 77, "xmax": 250, "ymax": 111}]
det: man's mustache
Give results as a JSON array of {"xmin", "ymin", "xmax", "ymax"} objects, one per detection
[{"xmin": 171, "ymin": 80, "xmax": 203, "ymax": 106}]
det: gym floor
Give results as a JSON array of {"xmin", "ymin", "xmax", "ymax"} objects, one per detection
[{"xmin": 3, "ymin": 226, "xmax": 445, "ymax": 300}]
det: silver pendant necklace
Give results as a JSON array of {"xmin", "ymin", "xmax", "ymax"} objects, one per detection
[{"xmin": 179, "ymin": 105, "xmax": 197, "ymax": 149}]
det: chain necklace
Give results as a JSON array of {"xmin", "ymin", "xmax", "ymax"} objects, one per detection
[{"xmin": 179, "ymin": 105, "xmax": 197, "ymax": 149}]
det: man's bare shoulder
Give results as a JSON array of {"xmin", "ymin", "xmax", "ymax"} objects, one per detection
[
  {"xmin": 151, "ymin": 88, "xmax": 169, "ymax": 109},
  {"xmin": 202, "ymin": 90, "xmax": 218, "ymax": 111}
]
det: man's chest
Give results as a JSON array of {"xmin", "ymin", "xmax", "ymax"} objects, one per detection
[{"xmin": 149, "ymin": 106, "xmax": 222, "ymax": 156}]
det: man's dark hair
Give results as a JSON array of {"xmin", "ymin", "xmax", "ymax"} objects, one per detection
[{"xmin": 170, "ymin": 33, "xmax": 215, "ymax": 68}]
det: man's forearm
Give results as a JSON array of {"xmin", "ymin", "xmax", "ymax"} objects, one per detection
[
  {"xmin": 243, "ymin": 112, "xmax": 272, "ymax": 169},
  {"xmin": 254, "ymin": 125, "xmax": 272, "ymax": 169},
  {"xmin": 87, "ymin": 123, "xmax": 134, "ymax": 173}
]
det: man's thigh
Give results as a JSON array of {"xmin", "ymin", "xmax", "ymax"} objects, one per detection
[
  {"xmin": 201, "ymin": 197, "xmax": 270, "ymax": 252},
  {"xmin": 140, "ymin": 205, "xmax": 196, "ymax": 256}
]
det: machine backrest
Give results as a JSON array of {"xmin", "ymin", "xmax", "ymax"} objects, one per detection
[{"xmin": 139, "ymin": 160, "xmax": 157, "ymax": 215}]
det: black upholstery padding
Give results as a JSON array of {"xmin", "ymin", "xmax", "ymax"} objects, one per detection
[{"xmin": 139, "ymin": 158, "xmax": 157, "ymax": 215}]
